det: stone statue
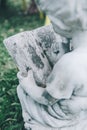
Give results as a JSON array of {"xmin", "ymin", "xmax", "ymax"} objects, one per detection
[{"xmin": 3, "ymin": 0, "xmax": 87, "ymax": 130}]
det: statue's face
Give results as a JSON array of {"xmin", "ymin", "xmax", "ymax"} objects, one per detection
[{"xmin": 47, "ymin": 36, "xmax": 70, "ymax": 66}]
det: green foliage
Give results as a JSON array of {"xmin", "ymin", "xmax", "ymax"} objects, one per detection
[{"xmin": 0, "ymin": 1, "xmax": 44, "ymax": 130}]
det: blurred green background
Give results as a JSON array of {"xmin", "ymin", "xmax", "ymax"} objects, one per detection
[{"xmin": 0, "ymin": 0, "xmax": 44, "ymax": 130}]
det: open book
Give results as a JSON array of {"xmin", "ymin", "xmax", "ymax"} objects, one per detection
[{"xmin": 3, "ymin": 25, "xmax": 69, "ymax": 87}]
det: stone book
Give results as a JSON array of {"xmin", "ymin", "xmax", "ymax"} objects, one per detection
[{"xmin": 3, "ymin": 25, "xmax": 69, "ymax": 88}]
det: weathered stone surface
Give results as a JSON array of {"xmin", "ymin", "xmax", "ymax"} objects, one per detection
[{"xmin": 4, "ymin": 25, "xmax": 71, "ymax": 130}]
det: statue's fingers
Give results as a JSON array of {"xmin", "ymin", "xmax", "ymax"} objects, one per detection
[
  {"xmin": 59, "ymin": 100, "xmax": 70, "ymax": 111},
  {"xmin": 27, "ymin": 69, "xmax": 34, "ymax": 79},
  {"xmin": 17, "ymin": 71, "xmax": 24, "ymax": 81}
]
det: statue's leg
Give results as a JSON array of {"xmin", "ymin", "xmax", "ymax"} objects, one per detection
[{"xmin": 17, "ymin": 85, "xmax": 65, "ymax": 130}]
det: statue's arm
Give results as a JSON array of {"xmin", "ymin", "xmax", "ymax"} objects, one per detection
[{"xmin": 17, "ymin": 70, "xmax": 58, "ymax": 106}]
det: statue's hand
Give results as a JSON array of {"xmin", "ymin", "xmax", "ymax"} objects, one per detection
[
  {"xmin": 59, "ymin": 96, "xmax": 87, "ymax": 115},
  {"xmin": 59, "ymin": 99, "xmax": 80, "ymax": 115},
  {"xmin": 17, "ymin": 70, "xmax": 49, "ymax": 105},
  {"xmin": 17, "ymin": 70, "xmax": 37, "ymax": 88}
]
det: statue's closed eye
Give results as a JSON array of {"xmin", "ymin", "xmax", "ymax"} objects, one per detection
[{"xmin": 53, "ymin": 50, "xmax": 60, "ymax": 54}]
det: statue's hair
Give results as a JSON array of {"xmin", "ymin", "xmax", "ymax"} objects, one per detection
[{"xmin": 38, "ymin": 0, "xmax": 87, "ymax": 37}]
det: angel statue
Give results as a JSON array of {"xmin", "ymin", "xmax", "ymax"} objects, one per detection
[{"xmin": 3, "ymin": 0, "xmax": 87, "ymax": 130}]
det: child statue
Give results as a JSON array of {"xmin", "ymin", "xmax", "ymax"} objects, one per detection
[{"xmin": 4, "ymin": 0, "xmax": 87, "ymax": 130}]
